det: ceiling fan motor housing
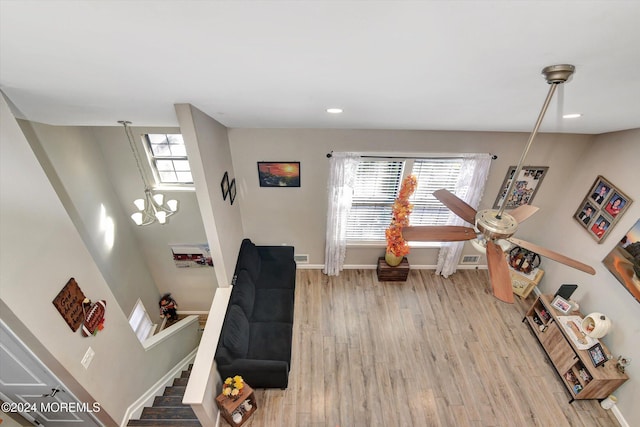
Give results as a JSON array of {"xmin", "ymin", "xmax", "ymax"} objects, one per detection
[{"xmin": 475, "ymin": 209, "xmax": 518, "ymax": 240}]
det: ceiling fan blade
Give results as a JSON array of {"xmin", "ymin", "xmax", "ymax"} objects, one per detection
[
  {"xmin": 509, "ymin": 204, "xmax": 539, "ymax": 223},
  {"xmin": 508, "ymin": 237, "xmax": 596, "ymax": 275},
  {"xmin": 402, "ymin": 226, "xmax": 477, "ymax": 242},
  {"xmin": 486, "ymin": 240, "xmax": 515, "ymax": 303},
  {"xmin": 433, "ymin": 189, "xmax": 477, "ymax": 224}
]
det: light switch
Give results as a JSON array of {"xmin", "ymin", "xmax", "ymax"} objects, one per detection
[{"xmin": 81, "ymin": 347, "xmax": 95, "ymax": 369}]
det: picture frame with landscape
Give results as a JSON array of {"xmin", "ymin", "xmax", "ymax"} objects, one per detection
[
  {"xmin": 602, "ymin": 218, "xmax": 640, "ymax": 304},
  {"xmin": 257, "ymin": 162, "xmax": 301, "ymax": 188}
]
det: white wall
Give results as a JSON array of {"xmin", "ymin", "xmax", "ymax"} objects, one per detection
[
  {"xmin": 18, "ymin": 121, "xmax": 162, "ymax": 320},
  {"xmin": 176, "ymin": 104, "xmax": 244, "ymax": 288},
  {"xmin": 0, "ymin": 96, "xmax": 200, "ymax": 425},
  {"xmin": 532, "ymin": 129, "xmax": 640, "ymax": 425},
  {"xmin": 228, "ymin": 128, "xmax": 593, "ymax": 265}
]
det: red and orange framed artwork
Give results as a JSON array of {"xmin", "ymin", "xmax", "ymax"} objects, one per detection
[{"xmin": 257, "ymin": 162, "xmax": 300, "ymax": 187}]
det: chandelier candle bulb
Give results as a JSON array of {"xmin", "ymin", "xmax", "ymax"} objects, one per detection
[
  {"xmin": 134, "ymin": 199, "xmax": 145, "ymax": 210},
  {"xmin": 131, "ymin": 212, "xmax": 143, "ymax": 226},
  {"xmin": 167, "ymin": 199, "xmax": 178, "ymax": 212}
]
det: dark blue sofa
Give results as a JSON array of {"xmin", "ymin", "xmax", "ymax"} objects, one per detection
[{"xmin": 215, "ymin": 239, "xmax": 296, "ymax": 389}]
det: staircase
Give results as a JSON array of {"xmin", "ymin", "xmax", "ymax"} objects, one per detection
[{"xmin": 127, "ymin": 365, "xmax": 201, "ymax": 427}]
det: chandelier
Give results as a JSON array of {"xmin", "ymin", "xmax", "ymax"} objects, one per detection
[{"xmin": 119, "ymin": 121, "xmax": 178, "ymax": 225}]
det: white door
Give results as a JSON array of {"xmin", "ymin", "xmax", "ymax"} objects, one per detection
[{"xmin": 0, "ymin": 320, "xmax": 102, "ymax": 426}]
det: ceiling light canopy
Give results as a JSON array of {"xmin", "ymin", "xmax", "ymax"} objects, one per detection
[
  {"xmin": 563, "ymin": 113, "xmax": 582, "ymax": 119},
  {"xmin": 119, "ymin": 121, "xmax": 178, "ymax": 226},
  {"xmin": 326, "ymin": 108, "xmax": 343, "ymax": 114}
]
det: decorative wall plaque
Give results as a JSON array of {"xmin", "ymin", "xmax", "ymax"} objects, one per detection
[{"xmin": 52, "ymin": 278, "xmax": 86, "ymax": 332}]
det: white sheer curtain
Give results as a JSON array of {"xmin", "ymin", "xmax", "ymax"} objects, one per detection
[
  {"xmin": 323, "ymin": 152, "xmax": 361, "ymax": 276},
  {"xmin": 436, "ymin": 153, "xmax": 492, "ymax": 277}
]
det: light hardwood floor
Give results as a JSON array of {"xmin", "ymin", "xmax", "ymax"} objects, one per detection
[{"xmin": 245, "ymin": 269, "xmax": 620, "ymax": 427}]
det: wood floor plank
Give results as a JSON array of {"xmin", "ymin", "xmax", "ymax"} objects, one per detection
[{"xmin": 241, "ymin": 269, "xmax": 620, "ymax": 427}]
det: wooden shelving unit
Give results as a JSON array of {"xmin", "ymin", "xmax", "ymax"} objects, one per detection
[
  {"xmin": 215, "ymin": 384, "xmax": 257, "ymax": 426},
  {"xmin": 524, "ymin": 295, "xmax": 628, "ymax": 401}
]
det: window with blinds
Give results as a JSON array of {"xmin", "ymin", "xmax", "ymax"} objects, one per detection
[{"xmin": 346, "ymin": 157, "xmax": 464, "ymax": 242}]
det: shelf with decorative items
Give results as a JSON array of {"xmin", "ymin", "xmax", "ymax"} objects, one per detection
[
  {"xmin": 507, "ymin": 245, "xmax": 544, "ymax": 298},
  {"xmin": 524, "ymin": 295, "xmax": 628, "ymax": 401},
  {"xmin": 378, "ymin": 175, "xmax": 417, "ymax": 281},
  {"xmin": 215, "ymin": 376, "xmax": 257, "ymax": 427}
]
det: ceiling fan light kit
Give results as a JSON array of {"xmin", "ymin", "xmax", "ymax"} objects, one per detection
[{"xmin": 403, "ymin": 64, "xmax": 596, "ymax": 303}]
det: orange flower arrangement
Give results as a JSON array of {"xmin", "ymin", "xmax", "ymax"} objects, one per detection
[{"xmin": 385, "ymin": 175, "xmax": 418, "ymax": 257}]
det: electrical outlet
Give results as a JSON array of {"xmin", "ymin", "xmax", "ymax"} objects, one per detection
[{"xmin": 81, "ymin": 347, "xmax": 95, "ymax": 369}]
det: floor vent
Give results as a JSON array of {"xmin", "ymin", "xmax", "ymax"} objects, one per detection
[
  {"xmin": 294, "ymin": 254, "xmax": 309, "ymax": 264},
  {"xmin": 461, "ymin": 255, "xmax": 481, "ymax": 264}
]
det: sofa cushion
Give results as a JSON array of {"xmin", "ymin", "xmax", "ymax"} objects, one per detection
[
  {"xmin": 222, "ymin": 305, "xmax": 250, "ymax": 358},
  {"xmin": 247, "ymin": 322, "xmax": 293, "ymax": 364},
  {"xmin": 252, "ymin": 289, "xmax": 294, "ymax": 323},
  {"xmin": 255, "ymin": 258, "xmax": 296, "ymax": 289},
  {"xmin": 230, "ymin": 270, "xmax": 255, "ymax": 317},
  {"xmin": 236, "ymin": 239, "xmax": 261, "ymax": 282}
]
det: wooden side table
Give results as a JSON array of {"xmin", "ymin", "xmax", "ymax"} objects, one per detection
[
  {"xmin": 215, "ymin": 384, "xmax": 257, "ymax": 426},
  {"xmin": 376, "ymin": 257, "xmax": 410, "ymax": 282},
  {"xmin": 510, "ymin": 267, "xmax": 544, "ymax": 298}
]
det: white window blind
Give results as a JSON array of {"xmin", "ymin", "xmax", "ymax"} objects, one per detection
[
  {"xmin": 346, "ymin": 160, "xmax": 403, "ymax": 241},
  {"xmin": 346, "ymin": 157, "xmax": 464, "ymax": 242},
  {"xmin": 409, "ymin": 159, "xmax": 463, "ymax": 225}
]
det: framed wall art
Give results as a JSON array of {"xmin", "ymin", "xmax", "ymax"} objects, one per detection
[
  {"xmin": 229, "ymin": 179, "xmax": 237, "ymax": 205},
  {"xmin": 573, "ymin": 176, "xmax": 632, "ymax": 243},
  {"xmin": 587, "ymin": 342, "xmax": 607, "ymax": 368},
  {"xmin": 493, "ymin": 166, "xmax": 548, "ymax": 209},
  {"xmin": 257, "ymin": 162, "xmax": 300, "ymax": 187},
  {"xmin": 52, "ymin": 278, "xmax": 86, "ymax": 332},
  {"xmin": 602, "ymin": 218, "xmax": 640, "ymax": 304},
  {"xmin": 221, "ymin": 171, "xmax": 229, "ymax": 200}
]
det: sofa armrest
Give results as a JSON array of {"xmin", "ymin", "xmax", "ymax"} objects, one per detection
[
  {"xmin": 219, "ymin": 359, "xmax": 290, "ymax": 389},
  {"xmin": 257, "ymin": 245, "xmax": 294, "ymax": 261}
]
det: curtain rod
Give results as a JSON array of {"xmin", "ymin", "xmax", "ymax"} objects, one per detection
[{"xmin": 325, "ymin": 152, "xmax": 498, "ymax": 160}]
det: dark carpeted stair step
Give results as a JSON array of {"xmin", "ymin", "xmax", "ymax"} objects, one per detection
[
  {"xmin": 172, "ymin": 377, "xmax": 189, "ymax": 387},
  {"xmin": 180, "ymin": 370, "xmax": 191, "ymax": 378},
  {"xmin": 141, "ymin": 407, "xmax": 196, "ymax": 420},
  {"xmin": 153, "ymin": 396, "xmax": 187, "ymax": 407},
  {"xmin": 127, "ymin": 419, "xmax": 201, "ymax": 426},
  {"xmin": 163, "ymin": 386, "xmax": 186, "ymax": 396}
]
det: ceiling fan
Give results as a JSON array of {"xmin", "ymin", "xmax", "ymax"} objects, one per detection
[{"xmin": 402, "ymin": 64, "xmax": 596, "ymax": 304}]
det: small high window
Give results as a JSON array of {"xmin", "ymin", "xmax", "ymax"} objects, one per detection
[{"xmin": 144, "ymin": 134, "xmax": 193, "ymax": 185}]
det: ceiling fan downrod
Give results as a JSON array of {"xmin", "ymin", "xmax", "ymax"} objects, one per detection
[{"xmin": 495, "ymin": 64, "xmax": 575, "ymax": 221}]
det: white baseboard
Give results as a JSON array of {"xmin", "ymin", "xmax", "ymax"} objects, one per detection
[
  {"xmin": 295, "ymin": 264, "xmax": 325, "ymax": 269},
  {"xmin": 611, "ymin": 404, "xmax": 629, "ymax": 427},
  {"xmin": 120, "ymin": 347, "xmax": 198, "ymax": 427},
  {"xmin": 299, "ymin": 264, "xmax": 488, "ymax": 271}
]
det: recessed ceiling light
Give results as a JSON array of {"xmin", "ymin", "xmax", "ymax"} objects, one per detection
[
  {"xmin": 563, "ymin": 113, "xmax": 582, "ymax": 119},
  {"xmin": 326, "ymin": 108, "xmax": 343, "ymax": 114}
]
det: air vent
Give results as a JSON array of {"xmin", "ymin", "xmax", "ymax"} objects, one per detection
[
  {"xmin": 294, "ymin": 254, "xmax": 309, "ymax": 264},
  {"xmin": 461, "ymin": 255, "xmax": 481, "ymax": 264}
]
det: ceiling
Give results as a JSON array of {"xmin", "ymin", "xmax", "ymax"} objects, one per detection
[{"xmin": 1, "ymin": 1, "xmax": 639, "ymax": 134}]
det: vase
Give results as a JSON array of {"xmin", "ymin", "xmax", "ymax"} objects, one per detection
[{"xmin": 385, "ymin": 251, "xmax": 403, "ymax": 267}]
